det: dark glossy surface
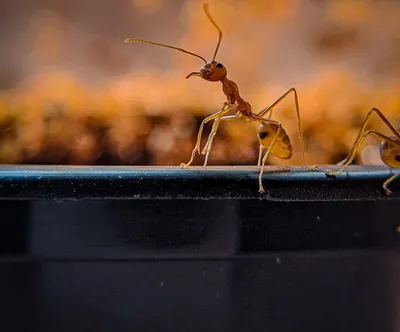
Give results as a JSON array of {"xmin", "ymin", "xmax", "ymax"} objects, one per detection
[
  {"xmin": 1, "ymin": 200, "xmax": 399, "ymax": 255},
  {"xmin": 1, "ymin": 166, "xmax": 400, "ymax": 331},
  {"xmin": 2, "ymin": 251, "xmax": 400, "ymax": 332},
  {"xmin": 0, "ymin": 165, "xmax": 399, "ymax": 200}
]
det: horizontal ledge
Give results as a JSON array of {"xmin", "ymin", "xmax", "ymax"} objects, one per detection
[
  {"xmin": 0, "ymin": 249, "xmax": 397, "ymax": 263},
  {"xmin": 0, "ymin": 165, "xmax": 397, "ymax": 180},
  {"xmin": 0, "ymin": 165, "xmax": 399, "ymax": 201}
]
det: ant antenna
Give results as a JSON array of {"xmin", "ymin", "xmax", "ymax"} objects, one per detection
[
  {"xmin": 125, "ymin": 38, "xmax": 207, "ymax": 64},
  {"xmin": 203, "ymin": 3, "xmax": 222, "ymax": 62}
]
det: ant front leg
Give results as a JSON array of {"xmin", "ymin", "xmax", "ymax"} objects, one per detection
[
  {"xmin": 202, "ymin": 116, "xmax": 222, "ymax": 167},
  {"xmin": 201, "ymin": 104, "xmax": 236, "ymax": 156},
  {"xmin": 180, "ymin": 105, "xmax": 234, "ymax": 168},
  {"xmin": 256, "ymin": 88, "xmax": 319, "ymax": 171},
  {"xmin": 202, "ymin": 114, "xmax": 238, "ymax": 167}
]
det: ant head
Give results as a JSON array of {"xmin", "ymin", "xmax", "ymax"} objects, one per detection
[
  {"xmin": 185, "ymin": 60, "xmax": 227, "ymax": 82},
  {"xmin": 186, "ymin": 4, "xmax": 226, "ymax": 82},
  {"xmin": 199, "ymin": 61, "xmax": 227, "ymax": 81},
  {"xmin": 125, "ymin": 3, "xmax": 226, "ymax": 82}
]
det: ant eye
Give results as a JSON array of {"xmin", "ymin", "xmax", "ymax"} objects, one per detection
[{"xmin": 216, "ymin": 63, "xmax": 224, "ymax": 68}]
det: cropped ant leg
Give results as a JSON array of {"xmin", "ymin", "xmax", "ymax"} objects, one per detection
[
  {"xmin": 326, "ymin": 131, "xmax": 400, "ymax": 176},
  {"xmin": 334, "ymin": 107, "xmax": 400, "ymax": 167}
]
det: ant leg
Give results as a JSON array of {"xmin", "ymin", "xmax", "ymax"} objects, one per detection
[
  {"xmin": 256, "ymin": 88, "xmax": 318, "ymax": 171},
  {"xmin": 202, "ymin": 118, "xmax": 220, "ymax": 155},
  {"xmin": 383, "ymin": 173, "xmax": 400, "ymax": 196},
  {"xmin": 258, "ymin": 125, "xmax": 282, "ymax": 193},
  {"xmin": 202, "ymin": 114, "xmax": 237, "ymax": 154},
  {"xmin": 258, "ymin": 145, "xmax": 264, "ymax": 167},
  {"xmin": 334, "ymin": 107, "xmax": 400, "ymax": 167},
  {"xmin": 202, "ymin": 110, "xmax": 238, "ymax": 154},
  {"xmin": 180, "ymin": 107, "xmax": 233, "ymax": 168},
  {"xmin": 325, "ymin": 131, "xmax": 400, "ymax": 176},
  {"xmin": 202, "ymin": 117, "xmax": 222, "ymax": 167},
  {"xmin": 202, "ymin": 114, "xmax": 238, "ymax": 167}
]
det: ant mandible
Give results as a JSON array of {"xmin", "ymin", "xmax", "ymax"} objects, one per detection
[
  {"xmin": 325, "ymin": 107, "xmax": 400, "ymax": 195},
  {"xmin": 125, "ymin": 3, "xmax": 318, "ymax": 193}
]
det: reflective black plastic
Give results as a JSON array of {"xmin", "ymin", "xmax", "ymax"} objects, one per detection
[
  {"xmin": 0, "ymin": 165, "xmax": 399, "ymax": 200},
  {"xmin": 1, "ymin": 165, "xmax": 400, "ymax": 332}
]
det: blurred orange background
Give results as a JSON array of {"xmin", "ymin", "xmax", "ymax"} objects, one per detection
[{"xmin": 1, "ymin": 0, "xmax": 400, "ymax": 166}]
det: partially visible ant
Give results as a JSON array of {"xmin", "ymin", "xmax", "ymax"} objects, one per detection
[
  {"xmin": 125, "ymin": 3, "xmax": 318, "ymax": 193},
  {"xmin": 325, "ymin": 107, "xmax": 400, "ymax": 195}
]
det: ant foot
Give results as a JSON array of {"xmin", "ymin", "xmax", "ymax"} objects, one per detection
[
  {"xmin": 180, "ymin": 163, "xmax": 190, "ymax": 169},
  {"xmin": 325, "ymin": 169, "xmax": 338, "ymax": 177},
  {"xmin": 308, "ymin": 165, "xmax": 320, "ymax": 171},
  {"xmin": 383, "ymin": 186, "xmax": 392, "ymax": 196}
]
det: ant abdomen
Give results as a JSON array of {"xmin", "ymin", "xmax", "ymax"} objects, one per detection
[
  {"xmin": 258, "ymin": 123, "xmax": 292, "ymax": 159},
  {"xmin": 380, "ymin": 136, "xmax": 400, "ymax": 167}
]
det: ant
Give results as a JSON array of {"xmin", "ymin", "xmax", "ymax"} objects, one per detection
[
  {"xmin": 125, "ymin": 3, "xmax": 318, "ymax": 193},
  {"xmin": 325, "ymin": 107, "xmax": 400, "ymax": 195}
]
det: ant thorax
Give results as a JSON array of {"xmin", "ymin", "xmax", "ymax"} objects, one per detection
[{"xmin": 221, "ymin": 78, "xmax": 252, "ymax": 116}]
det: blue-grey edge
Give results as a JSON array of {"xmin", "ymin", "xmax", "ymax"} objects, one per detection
[{"xmin": 0, "ymin": 165, "xmax": 398, "ymax": 201}]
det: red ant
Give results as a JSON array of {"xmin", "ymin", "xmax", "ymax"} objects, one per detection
[
  {"xmin": 325, "ymin": 108, "xmax": 400, "ymax": 195},
  {"xmin": 125, "ymin": 3, "xmax": 318, "ymax": 193}
]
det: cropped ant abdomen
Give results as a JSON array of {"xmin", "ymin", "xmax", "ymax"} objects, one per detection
[{"xmin": 380, "ymin": 136, "xmax": 400, "ymax": 168}]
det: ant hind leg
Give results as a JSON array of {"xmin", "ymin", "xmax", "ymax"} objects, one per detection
[
  {"xmin": 258, "ymin": 145, "xmax": 264, "ymax": 167},
  {"xmin": 256, "ymin": 88, "xmax": 319, "ymax": 171},
  {"xmin": 258, "ymin": 126, "xmax": 281, "ymax": 193}
]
